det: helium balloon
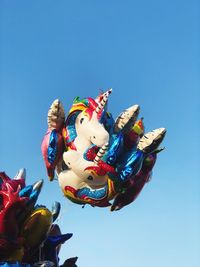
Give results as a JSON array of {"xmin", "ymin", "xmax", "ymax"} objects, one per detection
[
  {"xmin": 42, "ymin": 89, "xmax": 166, "ymax": 209},
  {"xmin": 0, "ymin": 169, "xmax": 75, "ymax": 266}
]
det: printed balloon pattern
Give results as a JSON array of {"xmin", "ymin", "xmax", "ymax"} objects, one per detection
[{"xmin": 42, "ymin": 89, "xmax": 166, "ymax": 210}]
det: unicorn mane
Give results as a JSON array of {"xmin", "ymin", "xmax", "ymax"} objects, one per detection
[{"xmin": 63, "ymin": 97, "xmax": 98, "ymax": 148}]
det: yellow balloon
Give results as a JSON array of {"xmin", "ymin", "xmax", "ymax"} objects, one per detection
[{"xmin": 21, "ymin": 207, "xmax": 53, "ymax": 248}]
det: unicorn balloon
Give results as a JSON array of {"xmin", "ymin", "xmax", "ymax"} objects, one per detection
[
  {"xmin": 41, "ymin": 89, "xmax": 166, "ymax": 209},
  {"xmin": 41, "ymin": 90, "xmax": 112, "ymax": 180}
]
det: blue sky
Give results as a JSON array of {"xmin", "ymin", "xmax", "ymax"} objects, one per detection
[{"xmin": 0, "ymin": 1, "xmax": 199, "ymax": 266}]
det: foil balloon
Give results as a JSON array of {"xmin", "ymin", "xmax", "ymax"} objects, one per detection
[
  {"xmin": 60, "ymin": 257, "xmax": 78, "ymax": 267},
  {"xmin": 41, "ymin": 89, "xmax": 166, "ymax": 209},
  {"xmin": 110, "ymin": 151, "xmax": 160, "ymax": 211},
  {"xmin": 0, "ymin": 169, "xmax": 76, "ymax": 266},
  {"xmin": 0, "ymin": 171, "xmax": 28, "ymax": 262},
  {"xmin": 41, "ymin": 99, "xmax": 65, "ymax": 180}
]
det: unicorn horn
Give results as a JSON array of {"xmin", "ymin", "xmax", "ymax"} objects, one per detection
[
  {"xmin": 94, "ymin": 143, "xmax": 109, "ymax": 164},
  {"xmin": 95, "ymin": 88, "xmax": 112, "ymax": 114}
]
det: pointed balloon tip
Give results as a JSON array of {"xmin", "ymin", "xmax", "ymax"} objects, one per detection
[
  {"xmin": 48, "ymin": 175, "xmax": 54, "ymax": 181},
  {"xmin": 62, "ymin": 257, "xmax": 78, "ymax": 266},
  {"xmin": 110, "ymin": 205, "xmax": 120, "ymax": 212},
  {"xmin": 67, "ymin": 233, "xmax": 73, "ymax": 238},
  {"xmin": 52, "ymin": 201, "xmax": 61, "ymax": 221},
  {"xmin": 110, "ymin": 205, "xmax": 115, "ymax": 212},
  {"xmin": 155, "ymin": 147, "xmax": 166, "ymax": 154},
  {"xmin": 106, "ymin": 88, "xmax": 112, "ymax": 96},
  {"xmin": 14, "ymin": 168, "xmax": 26, "ymax": 180},
  {"xmin": 33, "ymin": 179, "xmax": 44, "ymax": 191}
]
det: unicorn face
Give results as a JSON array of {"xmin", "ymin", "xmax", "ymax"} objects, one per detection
[
  {"xmin": 75, "ymin": 111, "xmax": 109, "ymax": 147},
  {"xmin": 64, "ymin": 90, "xmax": 112, "ymax": 151}
]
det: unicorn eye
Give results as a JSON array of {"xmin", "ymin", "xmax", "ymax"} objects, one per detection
[
  {"xmin": 87, "ymin": 175, "xmax": 93, "ymax": 181},
  {"xmin": 62, "ymin": 161, "xmax": 69, "ymax": 171},
  {"xmin": 80, "ymin": 118, "xmax": 84, "ymax": 124}
]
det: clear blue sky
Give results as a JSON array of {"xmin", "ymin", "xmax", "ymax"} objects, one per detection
[{"xmin": 0, "ymin": 1, "xmax": 199, "ymax": 266}]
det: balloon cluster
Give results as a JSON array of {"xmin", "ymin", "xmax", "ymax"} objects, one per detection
[
  {"xmin": 0, "ymin": 169, "xmax": 78, "ymax": 267},
  {"xmin": 42, "ymin": 89, "xmax": 166, "ymax": 210}
]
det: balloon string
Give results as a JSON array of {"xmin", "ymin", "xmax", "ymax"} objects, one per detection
[{"xmin": 39, "ymin": 243, "xmax": 43, "ymax": 261}]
